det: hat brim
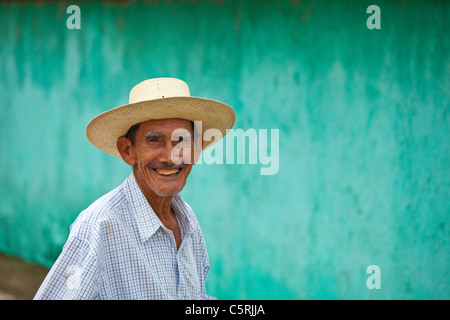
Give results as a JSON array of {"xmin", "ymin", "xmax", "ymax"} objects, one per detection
[{"xmin": 86, "ymin": 96, "xmax": 236, "ymax": 158}]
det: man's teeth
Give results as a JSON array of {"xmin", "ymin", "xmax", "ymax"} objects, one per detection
[{"xmin": 156, "ymin": 168, "xmax": 180, "ymax": 175}]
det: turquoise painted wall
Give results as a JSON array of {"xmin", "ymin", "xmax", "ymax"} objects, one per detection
[{"xmin": 0, "ymin": 0, "xmax": 448, "ymax": 299}]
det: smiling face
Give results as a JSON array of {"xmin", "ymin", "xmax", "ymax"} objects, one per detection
[{"xmin": 117, "ymin": 118, "xmax": 198, "ymax": 198}]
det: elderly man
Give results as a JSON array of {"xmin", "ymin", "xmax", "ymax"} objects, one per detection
[{"xmin": 34, "ymin": 78, "xmax": 235, "ymax": 299}]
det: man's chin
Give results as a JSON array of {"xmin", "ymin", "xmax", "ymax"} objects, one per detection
[
  {"xmin": 134, "ymin": 166, "xmax": 188, "ymax": 198},
  {"xmin": 151, "ymin": 189, "xmax": 179, "ymax": 198},
  {"xmin": 147, "ymin": 169, "xmax": 187, "ymax": 197},
  {"xmin": 148, "ymin": 183, "xmax": 185, "ymax": 198}
]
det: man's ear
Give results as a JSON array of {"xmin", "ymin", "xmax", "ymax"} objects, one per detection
[{"xmin": 117, "ymin": 136, "xmax": 136, "ymax": 166}]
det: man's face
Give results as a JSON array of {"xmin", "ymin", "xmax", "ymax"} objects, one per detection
[{"xmin": 123, "ymin": 118, "xmax": 196, "ymax": 198}]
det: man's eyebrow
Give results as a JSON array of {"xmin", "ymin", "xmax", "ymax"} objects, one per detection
[{"xmin": 145, "ymin": 131, "xmax": 164, "ymax": 139}]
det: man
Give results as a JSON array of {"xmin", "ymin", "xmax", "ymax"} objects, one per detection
[{"xmin": 34, "ymin": 78, "xmax": 235, "ymax": 299}]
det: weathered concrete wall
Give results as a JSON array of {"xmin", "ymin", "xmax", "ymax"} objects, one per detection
[{"xmin": 0, "ymin": 0, "xmax": 448, "ymax": 299}]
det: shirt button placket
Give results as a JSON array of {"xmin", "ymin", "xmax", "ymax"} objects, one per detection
[{"xmin": 176, "ymin": 253, "xmax": 185, "ymax": 299}]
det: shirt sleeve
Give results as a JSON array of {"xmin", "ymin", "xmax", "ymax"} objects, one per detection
[{"xmin": 34, "ymin": 235, "xmax": 99, "ymax": 300}]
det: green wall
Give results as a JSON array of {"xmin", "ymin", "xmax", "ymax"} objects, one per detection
[{"xmin": 0, "ymin": 0, "xmax": 448, "ymax": 299}]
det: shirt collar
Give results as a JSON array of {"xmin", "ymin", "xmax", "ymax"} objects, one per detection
[{"xmin": 122, "ymin": 172, "xmax": 197, "ymax": 244}]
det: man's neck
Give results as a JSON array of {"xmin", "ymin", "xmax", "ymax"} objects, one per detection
[
  {"xmin": 132, "ymin": 170, "xmax": 174, "ymax": 224},
  {"xmin": 132, "ymin": 170, "xmax": 183, "ymax": 249}
]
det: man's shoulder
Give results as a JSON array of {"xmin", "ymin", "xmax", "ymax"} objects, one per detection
[
  {"xmin": 69, "ymin": 182, "xmax": 129, "ymax": 242},
  {"xmin": 87, "ymin": 183, "xmax": 128, "ymax": 214}
]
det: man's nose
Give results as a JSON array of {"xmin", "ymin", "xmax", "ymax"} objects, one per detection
[{"xmin": 158, "ymin": 141, "xmax": 175, "ymax": 164}]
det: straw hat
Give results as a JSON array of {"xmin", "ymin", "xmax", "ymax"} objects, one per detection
[{"xmin": 86, "ymin": 78, "xmax": 236, "ymax": 158}]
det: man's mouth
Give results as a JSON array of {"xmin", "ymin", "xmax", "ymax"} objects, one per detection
[{"xmin": 152, "ymin": 168, "xmax": 182, "ymax": 176}]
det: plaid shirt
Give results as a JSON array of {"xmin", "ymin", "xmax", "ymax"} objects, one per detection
[{"xmin": 34, "ymin": 173, "xmax": 214, "ymax": 300}]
